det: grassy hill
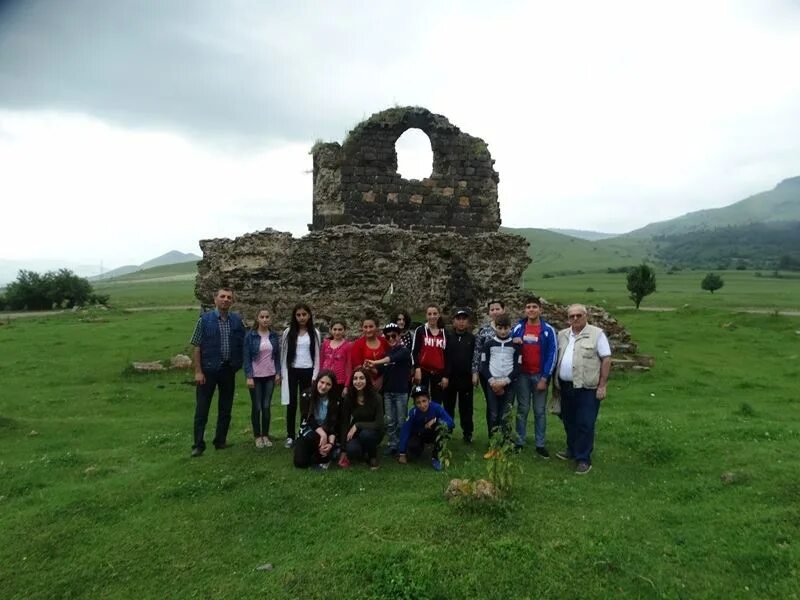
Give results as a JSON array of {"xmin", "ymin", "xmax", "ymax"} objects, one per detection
[
  {"xmin": 626, "ymin": 176, "xmax": 800, "ymax": 238},
  {"xmin": 652, "ymin": 221, "xmax": 800, "ymax": 270},
  {"xmin": 92, "ymin": 262, "xmax": 198, "ymax": 307},
  {"xmin": 503, "ymin": 227, "xmax": 654, "ymax": 280}
]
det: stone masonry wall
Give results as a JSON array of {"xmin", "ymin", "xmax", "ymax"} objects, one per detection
[
  {"xmin": 310, "ymin": 106, "xmax": 500, "ymax": 234},
  {"xmin": 196, "ymin": 225, "xmax": 530, "ymax": 327}
]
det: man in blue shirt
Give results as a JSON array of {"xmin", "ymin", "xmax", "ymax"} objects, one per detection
[{"xmin": 189, "ymin": 288, "xmax": 245, "ymax": 457}]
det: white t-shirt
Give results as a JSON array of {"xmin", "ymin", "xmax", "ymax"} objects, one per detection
[
  {"xmin": 293, "ymin": 332, "xmax": 314, "ymax": 369},
  {"xmin": 559, "ymin": 328, "xmax": 611, "ymax": 382}
]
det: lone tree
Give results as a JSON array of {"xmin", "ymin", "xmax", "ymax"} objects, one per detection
[
  {"xmin": 701, "ymin": 272, "xmax": 724, "ymax": 294},
  {"xmin": 626, "ymin": 263, "xmax": 657, "ymax": 309}
]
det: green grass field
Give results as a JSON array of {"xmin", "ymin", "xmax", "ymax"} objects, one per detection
[
  {"xmin": 527, "ymin": 270, "xmax": 800, "ymax": 312},
  {"xmin": 1, "ymin": 276, "xmax": 799, "ymax": 598}
]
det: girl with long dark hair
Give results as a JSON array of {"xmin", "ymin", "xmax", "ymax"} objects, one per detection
[
  {"xmin": 293, "ymin": 370, "xmax": 340, "ymax": 469},
  {"xmin": 337, "ymin": 367, "xmax": 384, "ymax": 470},
  {"xmin": 411, "ymin": 304, "xmax": 449, "ymax": 405},
  {"xmin": 349, "ymin": 314, "xmax": 390, "ymax": 391},
  {"xmin": 280, "ymin": 303, "xmax": 321, "ymax": 449}
]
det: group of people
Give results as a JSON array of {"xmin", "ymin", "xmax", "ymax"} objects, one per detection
[{"xmin": 190, "ymin": 288, "xmax": 612, "ymax": 475}]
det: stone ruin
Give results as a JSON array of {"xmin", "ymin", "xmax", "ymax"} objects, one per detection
[
  {"xmin": 310, "ymin": 106, "xmax": 499, "ymax": 233},
  {"xmin": 195, "ymin": 106, "xmax": 650, "ymax": 369}
]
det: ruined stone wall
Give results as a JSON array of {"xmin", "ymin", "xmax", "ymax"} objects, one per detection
[
  {"xmin": 310, "ymin": 106, "xmax": 500, "ymax": 234},
  {"xmin": 196, "ymin": 225, "xmax": 530, "ymax": 328}
]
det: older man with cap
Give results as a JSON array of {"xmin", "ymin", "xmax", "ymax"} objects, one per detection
[{"xmin": 554, "ymin": 304, "xmax": 612, "ymax": 474}]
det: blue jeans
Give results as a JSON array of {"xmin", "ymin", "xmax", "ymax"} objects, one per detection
[
  {"xmin": 485, "ymin": 381, "xmax": 514, "ymax": 437},
  {"xmin": 559, "ymin": 379, "xmax": 600, "ymax": 464},
  {"xmin": 383, "ymin": 392, "xmax": 408, "ymax": 450},
  {"xmin": 515, "ymin": 373, "xmax": 547, "ymax": 447},
  {"xmin": 249, "ymin": 376, "xmax": 275, "ymax": 437}
]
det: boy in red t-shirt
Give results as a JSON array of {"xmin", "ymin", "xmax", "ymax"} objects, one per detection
[{"xmin": 511, "ymin": 296, "xmax": 557, "ymax": 458}]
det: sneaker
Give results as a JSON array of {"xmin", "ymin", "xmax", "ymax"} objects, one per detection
[
  {"xmin": 190, "ymin": 447, "xmax": 204, "ymax": 458},
  {"xmin": 263, "ymin": 436, "xmax": 273, "ymax": 448},
  {"xmin": 431, "ymin": 458, "xmax": 442, "ymax": 471},
  {"xmin": 369, "ymin": 458, "xmax": 379, "ymax": 471},
  {"xmin": 311, "ymin": 463, "xmax": 329, "ymax": 471},
  {"xmin": 284, "ymin": 437, "xmax": 294, "ymax": 449},
  {"xmin": 338, "ymin": 454, "xmax": 351, "ymax": 469},
  {"xmin": 483, "ymin": 449, "xmax": 499, "ymax": 460},
  {"xmin": 513, "ymin": 444, "xmax": 524, "ymax": 454},
  {"xmin": 535, "ymin": 446, "xmax": 551, "ymax": 459},
  {"xmin": 213, "ymin": 443, "xmax": 230, "ymax": 450},
  {"xmin": 255, "ymin": 437, "xmax": 265, "ymax": 449},
  {"xmin": 555, "ymin": 450, "xmax": 573, "ymax": 461},
  {"xmin": 575, "ymin": 462, "xmax": 592, "ymax": 475},
  {"xmin": 463, "ymin": 434, "xmax": 473, "ymax": 445}
]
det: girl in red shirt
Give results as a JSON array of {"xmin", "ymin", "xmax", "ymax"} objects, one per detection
[
  {"xmin": 412, "ymin": 304, "xmax": 449, "ymax": 405},
  {"xmin": 320, "ymin": 319, "xmax": 353, "ymax": 399},
  {"xmin": 349, "ymin": 315, "xmax": 390, "ymax": 391}
]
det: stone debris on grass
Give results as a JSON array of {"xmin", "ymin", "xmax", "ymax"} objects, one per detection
[
  {"xmin": 132, "ymin": 355, "xmax": 193, "ymax": 373},
  {"xmin": 444, "ymin": 478, "xmax": 500, "ymax": 501},
  {"xmin": 170, "ymin": 354, "xmax": 192, "ymax": 369},
  {"xmin": 255, "ymin": 563, "xmax": 274, "ymax": 571},
  {"xmin": 132, "ymin": 361, "xmax": 166, "ymax": 372}
]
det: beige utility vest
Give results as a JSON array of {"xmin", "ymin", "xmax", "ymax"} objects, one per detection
[{"xmin": 556, "ymin": 324, "xmax": 603, "ymax": 389}]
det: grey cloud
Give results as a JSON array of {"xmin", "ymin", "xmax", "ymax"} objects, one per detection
[{"xmin": 0, "ymin": 0, "xmax": 436, "ymax": 145}]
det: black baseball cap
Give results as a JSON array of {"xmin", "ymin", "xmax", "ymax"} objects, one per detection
[
  {"xmin": 454, "ymin": 308, "xmax": 471, "ymax": 318},
  {"xmin": 383, "ymin": 322, "xmax": 401, "ymax": 334},
  {"xmin": 410, "ymin": 385, "xmax": 429, "ymax": 399}
]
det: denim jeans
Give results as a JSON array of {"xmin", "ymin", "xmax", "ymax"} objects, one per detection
[
  {"xmin": 249, "ymin": 376, "xmax": 275, "ymax": 437},
  {"xmin": 559, "ymin": 379, "xmax": 601, "ymax": 464},
  {"xmin": 515, "ymin": 373, "xmax": 547, "ymax": 447},
  {"xmin": 485, "ymin": 381, "xmax": 514, "ymax": 438},
  {"xmin": 193, "ymin": 363, "xmax": 235, "ymax": 451},
  {"xmin": 383, "ymin": 392, "xmax": 408, "ymax": 450}
]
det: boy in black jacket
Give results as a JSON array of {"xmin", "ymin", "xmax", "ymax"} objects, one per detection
[{"xmin": 445, "ymin": 308, "xmax": 476, "ymax": 444}]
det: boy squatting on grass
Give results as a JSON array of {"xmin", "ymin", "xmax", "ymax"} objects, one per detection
[{"xmin": 396, "ymin": 385, "xmax": 455, "ymax": 471}]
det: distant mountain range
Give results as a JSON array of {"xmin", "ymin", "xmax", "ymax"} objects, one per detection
[
  {"xmin": 91, "ymin": 251, "xmax": 200, "ymax": 280},
  {"xmin": 0, "ymin": 251, "xmax": 200, "ymax": 285},
  {"xmin": 625, "ymin": 176, "xmax": 800, "ymax": 238},
  {"xmin": 546, "ymin": 228, "xmax": 618, "ymax": 241},
  {"xmin": 516, "ymin": 175, "xmax": 800, "ymax": 274}
]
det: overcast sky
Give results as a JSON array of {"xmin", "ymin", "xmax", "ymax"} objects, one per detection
[{"xmin": 2, "ymin": 0, "xmax": 800, "ymax": 271}]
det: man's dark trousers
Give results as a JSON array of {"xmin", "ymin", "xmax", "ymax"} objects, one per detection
[
  {"xmin": 559, "ymin": 379, "xmax": 600, "ymax": 464},
  {"xmin": 194, "ymin": 363, "xmax": 236, "ymax": 451}
]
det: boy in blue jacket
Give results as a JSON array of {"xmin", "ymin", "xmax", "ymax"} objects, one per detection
[
  {"xmin": 511, "ymin": 296, "xmax": 557, "ymax": 457},
  {"xmin": 397, "ymin": 385, "xmax": 454, "ymax": 471}
]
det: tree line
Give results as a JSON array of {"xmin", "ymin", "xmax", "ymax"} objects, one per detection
[{"xmin": 0, "ymin": 269, "xmax": 109, "ymax": 311}]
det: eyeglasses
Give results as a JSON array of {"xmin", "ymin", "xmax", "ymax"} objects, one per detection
[{"xmin": 567, "ymin": 314, "xmax": 585, "ymax": 320}]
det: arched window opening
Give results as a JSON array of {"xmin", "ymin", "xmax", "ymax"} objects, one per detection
[{"xmin": 395, "ymin": 128, "xmax": 433, "ymax": 180}]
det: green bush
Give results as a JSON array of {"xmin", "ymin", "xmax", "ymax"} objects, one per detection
[{"xmin": 4, "ymin": 268, "xmax": 108, "ymax": 310}]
